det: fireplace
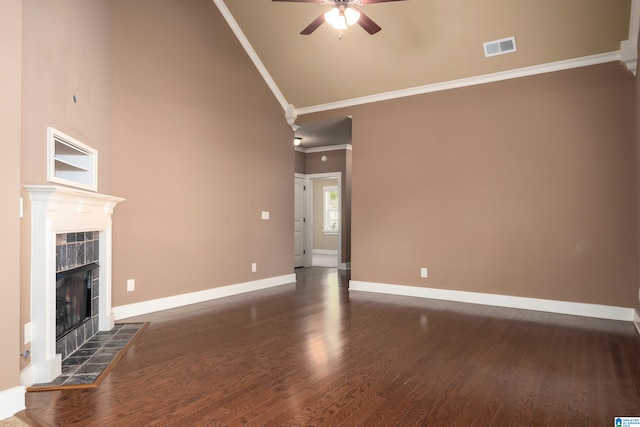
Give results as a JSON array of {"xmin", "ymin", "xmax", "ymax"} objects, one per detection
[
  {"xmin": 56, "ymin": 262, "xmax": 97, "ymax": 339},
  {"xmin": 24, "ymin": 185, "xmax": 124, "ymax": 384}
]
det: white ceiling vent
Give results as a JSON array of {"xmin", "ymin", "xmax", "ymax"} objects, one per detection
[{"xmin": 483, "ymin": 36, "xmax": 517, "ymax": 57}]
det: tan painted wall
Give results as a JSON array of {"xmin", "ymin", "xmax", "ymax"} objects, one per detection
[
  {"xmin": 303, "ymin": 62, "xmax": 636, "ymax": 307},
  {"xmin": 111, "ymin": 0, "xmax": 293, "ymax": 305},
  {"xmin": 19, "ymin": 0, "xmax": 113, "ymax": 370},
  {"xmin": 0, "ymin": 0, "xmax": 23, "ymax": 394},
  {"xmin": 295, "ymin": 150, "xmax": 306, "ymax": 174},
  {"xmin": 313, "ymin": 178, "xmax": 339, "ymax": 251},
  {"xmin": 21, "ymin": 0, "xmax": 113, "ymax": 190}
]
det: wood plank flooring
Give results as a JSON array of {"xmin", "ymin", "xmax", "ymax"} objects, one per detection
[{"xmin": 22, "ymin": 267, "xmax": 640, "ymax": 426}]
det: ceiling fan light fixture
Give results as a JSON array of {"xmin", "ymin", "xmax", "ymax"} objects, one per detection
[
  {"xmin": 344, "ymin": 7, "xmax": 360, "ymax": 26},
  {"xmin": 324, "ymin": 8, "xmax": 347, "ymax": 30}
]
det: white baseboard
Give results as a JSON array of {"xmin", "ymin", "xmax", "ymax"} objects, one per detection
[
  {"xmin": 113, "ymin": 274, "xmax": 296, "ymax": 321},
  {"xmin": 19, "ymin": 364, "xmax": 35, "ymax": 388},
  {"xmin": 349, "ymin": 280, "xmax": 635, "ymax": 322},
  {"xmin": 0, "ymin": 386, "xmax": 25, "ymax": 420},
  {"xmin": 634, "ymin": 310, "xmax": 640, "ymax": 335},
  {"xmin": 312, "ymin": 249, "xmax": 338, "ymax": 255}
]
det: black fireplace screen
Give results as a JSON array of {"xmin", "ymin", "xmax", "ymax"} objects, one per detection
[{"xmin": 56, "ymin": 263, "xmax": 99, "ymax": 339}]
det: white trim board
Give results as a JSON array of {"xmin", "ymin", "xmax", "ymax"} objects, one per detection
[
  {"xmin": 313, "ymin": 249, "xmax": 338, "ymax": 255},
  {"xmin": 295, "ymin": 145, "xmax": 352, "ymax": 154},
  {"xmin": 634, "ymin": 310, "xmax": 640, "ymax": 335},
  {"xmin": 113, "ymin": 274, "xmax": 296, "ymax": 320},
  {"xmin": 295, "ymin": 51, "xmax": 620, "ymax": 115},
  {"xmin": 0, "ymin": 386, "xmax": 25, "ymax": 420},
  {"xmin": 211, "ymin": 0, "xmax": 288, "ymax": 111},
  {"xmin": 349, "ymin": 280, "xmax": 635, "ymax": 322}
]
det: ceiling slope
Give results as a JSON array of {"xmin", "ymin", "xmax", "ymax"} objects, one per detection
[{"xmin": 214, "ymin": 0, "xmax": 637, "ymax": 114}]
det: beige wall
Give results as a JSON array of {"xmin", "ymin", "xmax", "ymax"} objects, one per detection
[
  {"xmin": 313, "ymin": 178, "xmax": 339, "ymax": 251},
  {"xmin": 295, "ymin": 149, "xmax": 306, "ymax": 174},
  {"xmin": 0, "ymin": 0, "xmax": 23, "ymax": 394},
  {"xmin": 21, "ymin": 0, "xmax": 113, "ymax": 190},
  {"xmin": 111, "ymin": 0, "xmax": 293, "ymax": 305},
  {"xmin": 303, "ymin": 62, "xmax": 636, "ymax": 308}
]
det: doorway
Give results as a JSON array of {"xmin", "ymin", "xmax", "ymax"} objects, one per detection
[
  {"xmin": 293, "ymin": 171, "xmax": 344, "ymax": 269},
  {"xmin": 308, "ymin": 174, "xmax": 340, "ymax": 268},
  {"xmin": 292, "ymin": 117, "xmax": 352, "ymax": 270}
]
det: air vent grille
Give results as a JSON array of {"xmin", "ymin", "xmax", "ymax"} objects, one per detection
[{"xmin": 483, "ymin": 36, "xmax": 517, "ymax": 57}]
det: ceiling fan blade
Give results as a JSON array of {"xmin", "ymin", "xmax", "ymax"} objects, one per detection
[
  {"xmin": 300, "ymin": 13, "xmax": 326, "ymax": 35},
  {"xmin": 358, "ymin": 0, "xmax": 406, "ymax": 3},
  {"xmin": 357, "ymin": 10, "xmax": 382, "ymax": 35}
]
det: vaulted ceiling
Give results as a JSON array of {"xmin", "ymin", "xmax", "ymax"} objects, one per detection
[{"xmin": 213, "ymin": 0, "xmax": 636, "ymax": 145}]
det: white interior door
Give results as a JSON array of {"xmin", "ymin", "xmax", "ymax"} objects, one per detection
[{"xmin": 294, "ymin": 176, "xmax": 305, "ymax": 268}]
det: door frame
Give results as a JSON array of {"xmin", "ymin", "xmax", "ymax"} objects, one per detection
[
  {"xmin": 304, "ymin": 172, "xmax": 342, "ymax": 268},
  {"xmin": 294, "ymin": 173, "xmax": 306, "ymax": 268}
]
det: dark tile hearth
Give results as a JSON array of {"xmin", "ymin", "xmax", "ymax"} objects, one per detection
[{"xmin": 31, "ymin": 323, "xmax": 146, "ymax": 390}]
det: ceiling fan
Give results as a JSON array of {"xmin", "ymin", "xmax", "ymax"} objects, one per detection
[{"xmin": 272, "ymin": 0, "xmax": 406, "ymax": 36}]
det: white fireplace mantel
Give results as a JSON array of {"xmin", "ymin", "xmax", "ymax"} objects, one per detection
[{"xmin": 24, "ymin": 185, "xmax": 124, "ymax": 384}]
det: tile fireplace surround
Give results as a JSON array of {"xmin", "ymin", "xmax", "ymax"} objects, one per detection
[{"xmin": 24, "ymin": 185, "xmax": 124, "ymax": 385}]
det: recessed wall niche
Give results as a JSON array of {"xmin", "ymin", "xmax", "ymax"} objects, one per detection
[{"xmin": 47, "ymin": 127, "xmax": 98, "ymax": 191}]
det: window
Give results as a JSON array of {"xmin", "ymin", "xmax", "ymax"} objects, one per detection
[{"xmin": 323, "ymin": 186, "xmax": 339, "ymax": 233}]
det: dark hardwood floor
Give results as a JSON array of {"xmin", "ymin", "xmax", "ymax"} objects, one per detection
[{"xmin": 22, "ymin": 267, "xmax": 640, "ymax": 426}]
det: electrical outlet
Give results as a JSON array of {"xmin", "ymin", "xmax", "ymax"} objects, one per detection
[
  {"xmin": 421, "ymin": 267, "xmax": 428, "ymax": 278},
  {"xmin": 261, "ymin": 211, "xmax": 269, "ymax": 220},
  {"xmin": 252, "ymin": 263, "xmax": 257, "ymax": 273},
  {"xmin": 127, "ymin": 279, "xmax": 135, "ymax": 292},
  {"xmin": 24, "ymin": 322, "xmax": 32, "ymax": 345}
]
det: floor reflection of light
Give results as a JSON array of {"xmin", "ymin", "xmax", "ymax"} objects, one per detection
[
  {"xmin": 303, "ymin": 270, "xmax": 345, "ymax": 379},
  {"xmin": 420, "ymin": 314, "xmax": 428, "ymax": 328}
]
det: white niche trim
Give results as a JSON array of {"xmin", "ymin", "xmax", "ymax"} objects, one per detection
[{"xmin": 47, "ymin": 127, "xmax": 98, "ymax": 192}]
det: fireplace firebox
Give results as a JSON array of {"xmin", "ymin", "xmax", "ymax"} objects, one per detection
[{"xmin": 56, "ymin": 263, "xmax": 99, "ymax": 339}]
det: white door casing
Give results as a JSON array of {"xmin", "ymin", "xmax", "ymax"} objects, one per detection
[
  {"xmin": 294, "ymin": 175, "xmax": 305, "ymax": 268},
  {"xmin": 304, "ymin": 172, "xmax": 342, "ymax": 268}
]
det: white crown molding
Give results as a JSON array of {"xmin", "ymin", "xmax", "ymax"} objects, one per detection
[
  {"xmin": 621, "ymin": 41, "xmax": 638, "ymax": 75},
  {"xmin": 0, "ymin": 386, "xmax": 25, "ymax": 420},
  {"xmin": 295, "ymin": 144, "xmax": 352, "ymax": 153},
  {"xmin": 296, "ymin": 51, "xmax": 621, "ymax": 115},
  {"xmin": 349, "ymin": 280, "xmax": 636, "ymax": 322},
  {"xmin": 211, "ymin": 0, "xmax": 289, "ymax": 111},
  {"xmin": 620, "ymin": 0, "xmax": 639, "ymax": 75},
  {"xmin": 113, "ymin": 274, "xmax": 296, "ymax": 320}
]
